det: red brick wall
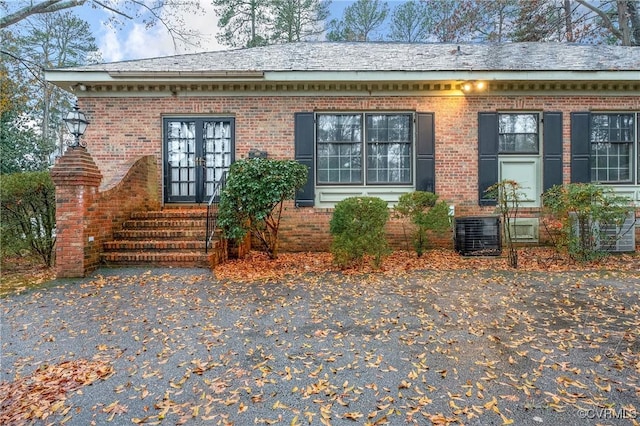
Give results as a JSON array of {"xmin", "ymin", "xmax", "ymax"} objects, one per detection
[
  {"xmin": 51, "ymin": 148, "xmax": 103, "ymax": 277},
  {"xmin": 77, "ymin": 94, "xmax": 640, "ymax": 252},
  {"xmin": 52, "ymin": 152, "xmax": 160, "ymax": 277},
  {"xmin": 84, "ymin": 155, "xmax": 160, "ymax": 273}
]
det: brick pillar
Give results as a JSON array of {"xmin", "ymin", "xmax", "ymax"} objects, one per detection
[{"xmin": 51, "ymin": 147, "xmax": 103, "ymax": 278}]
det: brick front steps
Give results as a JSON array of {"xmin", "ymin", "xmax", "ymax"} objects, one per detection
[{"xmin": 101, "ymin": 207, "xmax": 225, "ymax": 268}]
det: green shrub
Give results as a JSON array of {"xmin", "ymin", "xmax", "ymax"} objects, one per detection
[
  {"xmin": 542, "ymin": 183, "xmax": 633, "ymax": 262},
  {"xmin": 394, "ymin": 191, "xmax": 450, "ymax": 257},
  {"xmin": 329, "ymin": 196, "xmax": 391, "ymax": 268},
  {"xmin": 217, "ymin": 158, "xmax": 308, "ymax": 259},
  {"xmin": 0, "ymin": 171, "xmax": 56, "ymax": 266}
]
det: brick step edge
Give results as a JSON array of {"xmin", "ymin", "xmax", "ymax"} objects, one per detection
[
  {"xmin": 100, "ymin": 252, "xmax": 211, "ymax": 268},
  {"xmin": 123, "ymin": 219, "xmax": 208, "ymax": 229},
  {"xmin": 113, "ymin": 230, "xmax": 206, "ymax": 240},
  {"xmin": 104, "ymin": 240, "xmax": 207, "ymax": 251},
  {"xmin": 131, "ymin": 210, "xmax": 210, "ymax": 219}
]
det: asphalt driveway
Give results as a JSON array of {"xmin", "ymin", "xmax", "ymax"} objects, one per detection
[{"xmin": 1, "ymin": 267, "xmax": 639, "ymax": 425}]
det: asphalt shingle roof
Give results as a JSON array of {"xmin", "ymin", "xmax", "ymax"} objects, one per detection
[{"xmin": 56, "ymin": 42, "xmax": 640, "ymax": 73}]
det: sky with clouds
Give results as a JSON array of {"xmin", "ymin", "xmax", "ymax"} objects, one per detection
[
  {"xmin": 75, "ymin": 0, "xmax": 225, "ymax": 63},
  {"xmin": 74, "ymin": 0, "xmax": 353, "ymax": 63}
]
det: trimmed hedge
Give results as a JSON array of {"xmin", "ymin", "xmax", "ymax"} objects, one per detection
[
  {"xmin": 0, "ymin": 171, "xmax": 56, "ymax": 266},
  {"xmin": 330, "ymin": 196, "xmax": 390, "ymax": 268}
]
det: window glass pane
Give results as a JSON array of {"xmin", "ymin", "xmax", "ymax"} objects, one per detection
[
  {"xmin": 590, "ymin": 114, "xmax": 634, "ymax": 183},
  {"xmin": 317, "ymin": 114, "xmax": 363, "ymax": 184},
  {"xmin": 366, "ymin": 115, "xmax": 388, "ymax": 142},
  {"xmin": 498, "ymin": 114, "xmax": 539, "ymax": 153},
  {"xmin": 388, "ymin": 115, "xmax": 411, "ymax": 142},
  {"xmin": 365, "ymin": 114, "xmax": 412, "ymax": 184},
  {"xmin": 514, "ymin": 134, "xmax": 537, "ymax": 152},
  {"xmin": 317, "ymin": 114, "xmax": 361, "ymax": 142}
]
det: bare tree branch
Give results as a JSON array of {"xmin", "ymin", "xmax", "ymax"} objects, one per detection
[
  {"xmin": 0, "ymin": 49, "xmax": 45, "ymax": 84},
  {"xmin": 129, "ymin": 0, "xmax": 202, "ymax": 51},
  {"xmin": 92, "ymin": 0, "xmax": 133, "ymax": 19},
  {"xmin": 1, "ymin": 0, "xmax": 85, "ymax": 29},
  {"xmin": 2, "ymin": 0, "xmax": 204, "ymax": 51},
  {"xmin": 575, "ymin": 0, "xmax": 624, "ymax": 40}
]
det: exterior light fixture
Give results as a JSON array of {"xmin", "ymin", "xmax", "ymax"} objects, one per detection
[
  {"xmin": 63, "ymin": 102, "xmax": 89, "ymax": 147},
  {"xmin": 461, "ymin": 81, "xmax": 486, "ymax": 93}
]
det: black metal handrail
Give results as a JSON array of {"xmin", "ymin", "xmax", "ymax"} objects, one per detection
[{"xmin": 205, "ymin": 171, "xmax": 228, "ymax": 253}]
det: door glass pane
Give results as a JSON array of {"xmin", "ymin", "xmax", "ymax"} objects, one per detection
[
  {"xmin": 167, "ymin": 121, "xmax": 196, "ymax": 197},
  {"xmin": 203, "ymin": 120, "xmax": 233, "ymax": 198}
]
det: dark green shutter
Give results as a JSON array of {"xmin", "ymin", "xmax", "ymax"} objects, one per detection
[
  {"xmin": 570, "ymin": 112, "xmax": 591, "ymax": 183},
  {"xmin": 294, "ymin": 112, "xmax": 315, "ymax": 207},
  {"xmin": 415, "ymin": 112, "xmax": 435, "ymax": 193},
  {"xmin": 478, "ymin": 112, "xmax": 498, "ymax": 206},
  {"xmin": 543, "ymin": 112, "xmax": 563, "ymax": 191}
]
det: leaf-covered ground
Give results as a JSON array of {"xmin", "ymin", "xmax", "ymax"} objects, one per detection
[
  {"xmin": 1, "ymin": 254, "xmax": 639, "ymax": 425},
  {"xmin": 0, "ymin": 254, "xmax": 55, "ymax": 298},
  {"xmin": 214, "ymin": 248, "xmax": 640, "ymax": 282}
]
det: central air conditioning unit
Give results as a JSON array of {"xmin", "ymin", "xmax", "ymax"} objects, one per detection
[
  {"xmin": 571, "ymin": 211, "xmax": 636, "ymax": 253},
  {"xmin": 454, "ymin": 216, "xmax": 502, "ymax": 256}
]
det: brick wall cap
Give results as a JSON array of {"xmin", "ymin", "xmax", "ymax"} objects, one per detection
[{"xmin": 51, "ymin": 147, "xmax": 103, "ymax": 186}]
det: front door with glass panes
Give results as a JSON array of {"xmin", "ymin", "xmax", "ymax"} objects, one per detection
[{"xmin": 163, "ymin": 118, "xmax": 234, "ymax": 203}]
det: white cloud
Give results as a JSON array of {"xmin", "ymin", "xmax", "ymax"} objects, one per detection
[
  {"xmin": 96, "ymin": 1, "xmax": 225, "ymax": 62},
  {"xmin": 98, "ymin": 29, "xmax": 125, "ymax": 62}
]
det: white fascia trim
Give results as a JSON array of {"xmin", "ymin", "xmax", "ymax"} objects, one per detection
[
  {"xmin": 45, "ymin": 69, "xmax": 640, "ymax": 85},
  {"xmin": 45, "ymin": 71, "xmax": 111, "ymax": 83},
  {"xmin": 44, "ymin": 70, "xmax": 640, "ymax": 97},
  {"xmin": 44, "ymin": 70, "xmax": 265, "ymax": 84},
  {"xmin": 265, "ymin": 70, "xmax": 640, "ymax": 82}
]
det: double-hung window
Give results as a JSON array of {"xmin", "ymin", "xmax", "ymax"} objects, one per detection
[
  {"xmin": 590, "ymin": 113, "xmax": 635, "ymax": 183},
  {"xmin": 316, "ymin": 112, "xmax": 413, "ymax": 185},
  {"xmin": 498, "ymin": 113, "xmax": 539, "ymax": 154}
]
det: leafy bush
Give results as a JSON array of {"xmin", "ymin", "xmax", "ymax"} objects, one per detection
[
  {"xmin": 0, "ymin": 171, "xmax": 56, "ymax": 266},
  {"xmin": 329, "ymin": 196, "xmax": 391, "ymax": 268},
  {"xmin": 217, "ymin": 158, "xmax": 308, "ymax": 259},
  {"xmin": 394, "ymin": 191, "xmax": 450, "ymax": 257},
  {"xmin": 542, "ymin": 183, "xmax": 633, "ymax": 262}
]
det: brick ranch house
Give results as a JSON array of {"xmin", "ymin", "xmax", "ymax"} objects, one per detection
[{"xmin": 45, "ymin": 42, "xmax": 640, "ymax": 277}]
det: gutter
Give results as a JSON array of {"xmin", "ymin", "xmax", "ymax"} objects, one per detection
[{"xmin": 108, "ymin": 71, "xmax": 265, "ymax": 78}]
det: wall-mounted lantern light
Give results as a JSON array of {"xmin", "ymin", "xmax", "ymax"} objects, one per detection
[
  {"xmin": 248, "ymin": 149, "xmax": 268, "ymax": 159},
  {"xmin": 63, "ymin": 102, "xmax": 89, "ymax": 147}
]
